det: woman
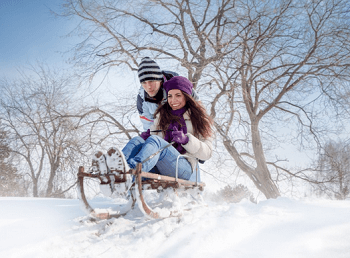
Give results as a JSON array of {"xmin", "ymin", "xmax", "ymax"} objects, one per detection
[{"xmin": 98, "ymin": 76, "xmax": 213, "ymax": 182}]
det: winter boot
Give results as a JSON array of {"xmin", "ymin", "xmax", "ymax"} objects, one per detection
[
  {"xmin": 91, "ymin": 151, "xmax": 113, "ymax": 197},
  {"xmin": 91, "ymin": 151, "xmax": 108, "ymax": 174},
  {"xmin": 106, "ymin": 147, "xmax": 132, "ymax": 195},
  {"xmin": 106, "ymin": 147, "xmax": 130, "ymax": 173}
]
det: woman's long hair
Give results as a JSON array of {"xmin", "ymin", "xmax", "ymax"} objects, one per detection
[{"xmin": 155, "ymin": 92, "xmax": 213, "ymax": 139}]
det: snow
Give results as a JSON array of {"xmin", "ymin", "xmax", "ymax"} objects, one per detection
[{"xmin": 1, "ymin": 196, "xmax": 350, "ymax": 258}]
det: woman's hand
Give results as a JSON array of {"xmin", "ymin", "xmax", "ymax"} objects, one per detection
[
  {"xmin": 171, "ymin": 126, "xmax": 189, "ymax": 145},
  {"xmin": 140, "ymin": 129, "xmax": 151, "ymax": 140}
]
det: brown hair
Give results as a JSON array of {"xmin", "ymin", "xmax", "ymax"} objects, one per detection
[{"xmin": 155, "ymin": 92, "xmax": 213, "ymax": 139}]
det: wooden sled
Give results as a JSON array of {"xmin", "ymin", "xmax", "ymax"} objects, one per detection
[{"xmin": 77, "ymin": 156, "xmax": 205, "ymax": 220}]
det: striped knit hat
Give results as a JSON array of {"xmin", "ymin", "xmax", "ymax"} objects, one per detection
[{"xmin": 138, "ymin": 57, "xmax": 163, "ymax": 83}]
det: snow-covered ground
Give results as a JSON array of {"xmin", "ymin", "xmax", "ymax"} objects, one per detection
[{"xmin": 1, "ymin": 195, "xmax": 350, "ymax": 258}]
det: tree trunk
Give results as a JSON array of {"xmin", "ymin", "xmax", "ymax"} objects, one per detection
[
  {"xmin": 32, "ymin": 178, "xmax": 38, "ymax": 197},
  {"xmin": 250, "ymin": 121, "xmax": 280, "ymax": 199},
  {"xmin": 220, "ymin": 121, "xmax": 280, "ymax": 199},
  {"xmin": 46, "ymin": 161, "xmax": 59, "ymax": 197},
  {"xmin": 46, "ymin": 170, "xmax": 55, "ymax": 197}
]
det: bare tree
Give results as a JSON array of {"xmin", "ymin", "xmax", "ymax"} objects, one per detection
[
  {"xmin": 0, "ymin": 122, "xmax": 23, "ymax": 196},
  {"xmin": 61, "ymin": 0, "xmax": 240, "ymax": 86},
  {"xmin": 62, "ymin": 0, "xmax": 350, "ymax": 198},
  {"xmin": 314, "ymin": 140, "xmax": 350, "ymax": 200},
  {"xmin": 207, "ymin": 0, "xmax": 350, "ymax": 198},
  {"xmin": 0, "ymin": 66, "xmax": 88, "ymax": 197}
]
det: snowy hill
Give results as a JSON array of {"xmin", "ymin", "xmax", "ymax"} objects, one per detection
[{"xmin": 1, "ymin": 197, "xmax": 350, "ymax": 258}]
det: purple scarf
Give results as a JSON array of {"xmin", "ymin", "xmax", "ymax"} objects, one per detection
[{"xmin": 163, "ymin": 107, "xmax": 187, "ymax": 154}]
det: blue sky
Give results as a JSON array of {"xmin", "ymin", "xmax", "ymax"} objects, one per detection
[
  {"xmin": 0, "ymin": 0, "xmax": 139, "ymax": 102},
  {"xmin": 0, "ymin": 0, "xmax": 78, "ymax": 78}
]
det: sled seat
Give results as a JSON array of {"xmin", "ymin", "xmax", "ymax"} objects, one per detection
[
  {"xmin": 77, "ymin": 164, "xmax": 205, "ymax": 192},
  {"xmin": 135, "ymin": 170, "xmax": 205, "ymax": 191}
]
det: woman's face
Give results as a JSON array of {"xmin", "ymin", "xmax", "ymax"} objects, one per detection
[{"xmin": 168, "ymin": 89, "xmax": 186, "ymax": 110}]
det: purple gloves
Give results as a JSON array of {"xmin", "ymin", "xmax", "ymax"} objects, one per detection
[
  {"xmin": 171, "ymin": 126, "xmax": 189, "ymax": 145},
  {"xmin": 140, "ymin": 129, "xmax": 151, "ymax": 140}
]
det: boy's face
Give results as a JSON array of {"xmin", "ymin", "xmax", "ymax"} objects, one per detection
[{"xmin": 141, "ymin": 80, "xmax": 161, "ymax": 97}]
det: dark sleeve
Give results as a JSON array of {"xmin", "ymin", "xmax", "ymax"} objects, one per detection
[
  {"xmin": 137, "ymin": 94, "xmax": 143, "ymax": 115},
  {"xmin": 162, "ymin": 71, "xmax": 179, "ymax": 81}
]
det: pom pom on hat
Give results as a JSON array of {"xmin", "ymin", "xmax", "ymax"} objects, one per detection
[
  {"xmin": 138, "ymin": 57, "xmax": 163, "ymax": 83},
  {"xmin": 163, "ymin": 76, "xmax": 193, "ymax": 96}
]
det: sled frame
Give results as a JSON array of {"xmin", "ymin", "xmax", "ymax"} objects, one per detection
[{"xmin": 77, "ymin": 157, "xmax": 205, "ymax": 220}]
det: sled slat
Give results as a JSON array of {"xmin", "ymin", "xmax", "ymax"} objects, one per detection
[{"xmin": 133, "ymin": 171, "xmax": 205, "ymax": 189}]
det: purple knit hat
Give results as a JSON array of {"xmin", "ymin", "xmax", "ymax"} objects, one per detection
[{"xmin": 163, "ymin": 76, "xmax": 193, "ymax": 95}]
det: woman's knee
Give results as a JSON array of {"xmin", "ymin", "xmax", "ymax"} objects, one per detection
[
  {"xmin": 145, "ymin": 135, "xmax": 164, "ymax": 145},
  {"xmin": 130, "ymin": 136, "xmax": 145, "ymax": 145},
  {"xmin": 122, "ymin": 136, "xmax": 145, "ymax": 158},
  {"xmin": 147, "ymin": 135, "xmax": 162, "ymax": 141}
]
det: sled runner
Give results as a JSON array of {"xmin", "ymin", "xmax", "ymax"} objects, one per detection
[{"xmin": 77, "ymin": 147, "xmax": 205, "ymax": 220}]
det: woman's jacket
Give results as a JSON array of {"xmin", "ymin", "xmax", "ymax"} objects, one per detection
[{"xmin": 150, "ymin": 110, "xmax": 213, "ymax": 171}]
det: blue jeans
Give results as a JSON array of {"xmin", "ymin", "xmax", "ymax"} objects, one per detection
[{"xmin": 122, "ymin": 135, "xmax": 194, "ymax": 180}]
